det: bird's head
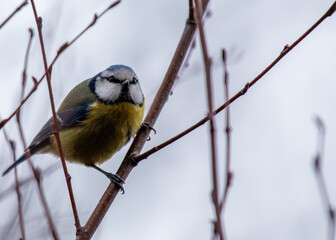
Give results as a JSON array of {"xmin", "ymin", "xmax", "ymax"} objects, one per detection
[{"xmin": 88, "ymin": 65, "xmax": 144, "ymax": 106}]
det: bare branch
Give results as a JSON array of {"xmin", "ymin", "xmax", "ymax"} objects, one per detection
[
  {"xmin": 194, "ymin": 0, "xmax": 225, "ymax": 239},
  {"xmin": 77, "ymin": 1, "xmax": 212, "ymax": 239},
  {"xmin": 313, "ymin": 116, "xmax": 335, "ymax": 240},
  {"xmin": 2, "ymin": 131, "xmax": 26, "ymax": 240},
  {"xmin": 134, "ymin": 0, "xmax": 336, "ymax": 164},
  {"xmin": 30, "ymin": 0, "xmax": 80, "ymax": 235},
  {"xmin": 0, "ymin": 0, "xmax": 28, "ymax": 30},
  {"xmin": 0, "ymin": 0, "xmax": 121, "ymax": 131},
  {"xmin": 219, "ymin": 49, "xmax": 233, "ymax": 212}
]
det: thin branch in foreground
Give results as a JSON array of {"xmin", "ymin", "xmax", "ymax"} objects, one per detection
[
  {"xmin": 2, "ymin": 131, "xmax": 26, "ymax": 240},
  {"xmin": 134, "ymin": 0, "xmax": 336, "ymax": 164},
  {"xmin": 20, "ymin": 28, "xmax": 34, "ymax": 101},
  {"xmin": 30, "ymin": 0, "xmax": 80, "ymax": 235},
  {"xmin": 219, "ymin": 49, "xmax": 233, "ymax": 212},
  {"xmin": 0, "ymin": 0, "xmax": 28, "ymax": 29},
  {"xmin": 14, "ymin": 19, "xmax": 59, "ymax": 239},
  {"xmin": 78, "ymin": 1, "xmax": 336, "ymax": 239},
  {"xmin": 0, "ymin": 0, "xmax": 121, "ymax": 131},
  {"xmin": 313, "ymin": 116, "xmax": 335, "ymax": 240},
  {"xmin": 77, "ymin": 1, "xmax": 212, "ymax": 239},
  {"xmin": 1, "ymin": 28, "xmax": 33, "ymax": 240},
  {"xmin": 194, "ymin": 0, "xmax": 224, "ymax": 239}
]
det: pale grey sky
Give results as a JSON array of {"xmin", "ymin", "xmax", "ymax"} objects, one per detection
[{"xmin": 0, "ymin": 0, "xmax": 336, "ymax": 239}]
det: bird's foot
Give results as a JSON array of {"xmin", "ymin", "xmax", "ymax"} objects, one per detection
[
  {"xmin": 141, "ymin": 122, "xmax": 156, "ymax": 134},
  {"xmin": 105, "ymin": 173, "xmax": 125, "ymax": 194}
]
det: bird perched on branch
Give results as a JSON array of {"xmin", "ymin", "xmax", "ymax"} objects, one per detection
[{"xmin": 2, "ymin": 65, "xmax": 145, "ymax": 190}]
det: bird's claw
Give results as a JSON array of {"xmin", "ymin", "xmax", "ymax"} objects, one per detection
[
  {"xmin": 142, "ymin": 122, "xmax": 156, "ymax": 134},
  {"xmin": 106, "ymin": 173, "xmax": 125, "ymax": 194}
]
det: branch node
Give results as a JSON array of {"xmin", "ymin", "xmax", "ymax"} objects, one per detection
[
  {"xmin": 326, "ymin": 2, "xmax": 336, "ymax": 17},
  {"xmin": 37, "ymin": 16, "xmax": 42, "ymax": 29},
  {"xmin": 0, "ymin": 119, "xmax": 8, "ymax": 130},
  {"xmin": 32, "ymin": 76, "xmax": 38, "ymax": 85},
  {"xmin": 107, "ymin": 0, "xmax": 121, "ymax": 10},
  {"xmin": 28, "ymin": 28, "xmax": 34, "ymax": 37},
  {"xmin": 329, "ymin": 208, "xmax": 335, "ymax": 221},
  {"xmin": 57, "ymin": 42, "xmax": 69, "ymax": 55},
  {"xmin": 282, "ymin": 44, "xmax": 290, "ymax": 53},
  {"xmin": 130, "ymin": 153, "xmax": 139, "ymax": 166},
  {"xmin": 240, "ymin": 82, "xmax": 250, "ymax": 95},
  {"xmin": 187, "ymin": 0, "xmax": 196, "ymax": 24}
]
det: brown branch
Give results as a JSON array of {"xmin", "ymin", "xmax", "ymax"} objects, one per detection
[
  {"xmin": 2, "ymin": 131, "xmax": 26, "ymax": 240},
  {"xmin": 15, "ymin": 113, "xmax": 59, "ymax": 240},
  {"xmin": 219, "ymin": 49, "xmax": 232, "ymax": 212},
  {"xmin": 0, "ymin": 0, "xmax": 28, "ymax": 29},
  {"xmin": 134, "ymin": 0, "xmax": 336, "ymax": 163},
  {"xmin": 77, "ymin": 2, "xmax": 213, "ymax": 239},
  {"xmin": 30, "ymin": 0, "xmax": 80, "ymax": 235},
  {"xmin": 194, "ymin": 0, "xmax": 224, "ymax": 239},
  {"xmin": 0, "ymin": 0, "xmax": 121, "ymax": 131},
  {"xmin": 20, "ymin": 28, "xmax": 34, "ymax": 101},
  {"xmin": 313, "ymin": 116, "xmax": 335, "ymax": 240},
  {"xmin": 0, "ymin": 28, "xmax": 33, "ymax": 240},
  {"xmin": 8, "ymin": 8, "xmax": 59, "ymax": 239}
]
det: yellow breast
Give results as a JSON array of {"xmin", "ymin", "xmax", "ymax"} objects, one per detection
[{"xmin": 48, "ymin": 101, "xmax": 145, "ymax": 165}]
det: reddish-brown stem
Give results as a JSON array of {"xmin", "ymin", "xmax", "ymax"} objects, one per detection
[
  {"xmin": 313, "ymin": 116, "xmax": 335, "ymax": 240},
  {"xmin": 30, "ymin": 0, "xmax": 80, "ymax": 234},
  {"xmin": 16, "ymin": 108, "xmax": 59, "ymax": 239},
  {"xmin": 16, "ymin": 24, "xmax": 58, "ymax": 240},
  {"xmin": 194, "ymin": 0, "xmax": 225, "ymax": 239},
  {"xmin": 2, "ymin": 130, "xmax": 26, "ymax": 240},
  {"xmin": 0, "ymin": 0, "xmax": 121, "ymax": 131},
  {"xmin": 219, "ymin": 49, "xmax": 232, "ymax": 212},
  {"xmin": 77, "ymin": 2, "xmax": 212, "ymax": 239},
  {"xmin": 20, "ymin": 28, "xmax": 34, "ymax": 101},
  {"xmin": 0, "ymin": 0, "xmax": 28, "ymax": 29},
  {"xmin": 134, "ymin": 0, "xmax": 336, "ymax": 164}
]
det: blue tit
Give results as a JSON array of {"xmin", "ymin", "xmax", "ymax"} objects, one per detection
[{"xmin": 3, "ymin": 64, "xmax": 145, "ymax": 188}]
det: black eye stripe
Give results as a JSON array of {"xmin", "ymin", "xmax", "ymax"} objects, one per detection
[
  {"xmin": 105, "ymin": 76, "xmax": 138, "ymax": 84},
  {"xmin": 106, "ymin": 76, "xmax": 121, "ymax": 83},
  {"xmin": 130, "ymin": 78, "xmax": 138, "ymax": 84}
]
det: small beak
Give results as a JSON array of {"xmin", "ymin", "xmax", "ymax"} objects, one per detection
[{"xmin": 122, "ymin": 80, "xmax": 130, "ymax": 86}]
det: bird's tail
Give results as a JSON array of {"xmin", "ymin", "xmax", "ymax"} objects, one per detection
[{"xmin": 2, "ymin": 153, "xmax": 28, "ymax": 176}]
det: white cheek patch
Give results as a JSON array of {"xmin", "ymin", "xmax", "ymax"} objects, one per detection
[
  {"xmin": 95, "ymin": 79, "xmax": 121, "ymax": 102},
  {"xmin": 129, "ymin": 84, "xmax": 144, "ymax": 106}
]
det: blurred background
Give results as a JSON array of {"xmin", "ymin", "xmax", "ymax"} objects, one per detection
[{"xmin": 0, "ymin": 0, "xmax": 336, "ymax": 239}]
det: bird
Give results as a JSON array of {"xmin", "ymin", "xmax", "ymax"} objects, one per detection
[{"xmin": 2, "ymin": 64, "xmax": 145, "ymax": 190}]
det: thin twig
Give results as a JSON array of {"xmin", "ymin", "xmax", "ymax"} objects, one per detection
[
  {"xmin": 194, "ymin": 0, "xmax": 224, "ymax": 239},
  {"xmin": 11, "ymin": 28, "xmax": 34, "ymax": 240},
  {"xmin": 20, "ymin": 28, "xmax": 34, "ymax": 101},
  {"xmin": 0, "ymin": 0, "xmax": 28, "ymax": 29},
  {"xmin": 2, "ymin": 131, "xmax": 26, "ymax": 240},
  {"xmin": 1, "ymin": 28, "xmax": 34, "ymax": 240},
  {"xmin": 313, "ymin": 116, "xmax": 335, "ymax": 240},
  {"xmin": 29, "ymin": 0, "xmax": 80, "ymax": 235},
  {"xmin": 219, "ymin": 49, "xmax": 232, "ymax": 212},
  {"xmin": 0, "ymin": 0, "xmax": 121, "ymax": 131},
  {"xmin": 77, "ymin": 2, "xmax": 212, "ymax": 239},
  {"xmin": 13, "ymin": 8, "xmax": 59, "ymax": 239},
  {"xmin": 134, "ymin": 0, "xmax": 336, "ymax": 163}
]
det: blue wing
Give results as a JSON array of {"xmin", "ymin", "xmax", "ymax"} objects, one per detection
[{"xmin": 29, "ymin": 103, "xmax": 92, "ymax": 151}]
